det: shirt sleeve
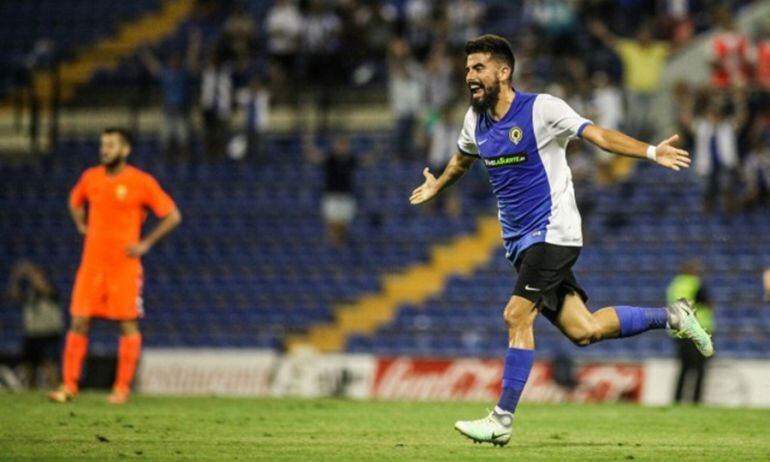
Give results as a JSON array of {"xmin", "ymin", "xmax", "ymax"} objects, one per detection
[
  {"xmin": 456, "ymin": 108, "xmax": 480, "ymax": 157},
  {"xmin": 143, "ymin": 175, "xmax": 176, "ymax": 218},
  {"xmin": 69, "ymin": 171, "xmax": 89, "ymax": 207},
  {"xmin": 539, "ymin": 94, "xmax": 593, "ymax": 140}
]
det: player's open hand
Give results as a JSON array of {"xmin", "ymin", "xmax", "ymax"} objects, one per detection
[
  {"xmin": 126, "ymin": 241, "xmax": 151, "ymax": 258},
  {"xmin": 409, "ymin": 168, "xmax": 440, "ymax": 205},
  {"xmin": 654, "ymin": 134, "xmax": 691, "ymax": 171}
]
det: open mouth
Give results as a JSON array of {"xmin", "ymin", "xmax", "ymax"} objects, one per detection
[{"xmin": 468, "ymin": 82, "xmax": 484, "ymax": 98}]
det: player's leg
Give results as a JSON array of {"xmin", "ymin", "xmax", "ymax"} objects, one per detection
[
  {"xmin": 498, "ymin": 295, "xmax": 538, "ymax": 410},
  {"xmin": 555, "ymin": 291, "xmax": 713, "ymax": 356},
  {"xmin": 109, "ymin": 319, "xmax": 141, "ymax": 404},
  {"xmin": 64, "ymin": 316, "xmax": 91, "ymax": 388},
  {"xmin": 107, "ymin": 267, "xmax": 144, "ymax": 404},
  {"xmin": 50, "ymin": 268, "xmax": 102, "ymax": 402},
  {"xmin": 49, "ymin": 316, "xmax": 91, "ymax": 402},
  {"xmin": 454, "ymin": 295, "xmax": 537, "ymax": 446},
  {"xmin": 455, "ymin": 246, "xmax": 555, "ymax": 446},
  {"xmin": 552, "ymin": 292, "xmax": 663, "ymax": 345}
]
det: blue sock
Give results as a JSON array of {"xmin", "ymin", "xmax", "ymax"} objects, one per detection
[
  {"xmin": 614, "ymin": 306, "xmax": 668, "ymax": 337},
  {"xmin": 497, "ymin": 347, "xmax": 535, "ymax": 414}
]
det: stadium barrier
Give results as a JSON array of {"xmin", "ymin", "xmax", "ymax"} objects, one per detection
[{"xmin": 137, "ymin": 349, "xmax": 770, "ymax": 408}]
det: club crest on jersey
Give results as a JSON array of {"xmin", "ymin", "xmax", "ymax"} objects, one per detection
[
  {"xmin": 509, "ymin": 126, "xmax": 523, "ymax": 144},
  {"xmin": 116, "ymin": 184, "xmax": 127, "ymax": 200}
]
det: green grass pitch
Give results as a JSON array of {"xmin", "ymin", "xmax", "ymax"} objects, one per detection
[{"xmin": 1, "ymin": 393, "xmax": 769, "ymax": 461}]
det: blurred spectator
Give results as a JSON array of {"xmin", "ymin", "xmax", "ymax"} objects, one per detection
[
  {"xmin": 752, "ymin": 21, "xmax": 770, "ymax": 92},
  {"xmin": 512, "ymin": 29, "xmax": 549, "ymax": 91},
  {"xmin": 336, "ymin": 0, "xmax": 367, "ymax": 78},
  {"xmin": 682, "ymin": 89, "xmax": 748, "ymax": 213},
  {"xmin": 658, "ymin": 0, "xmax": 696, "ymax": 46},
  {"xmin": 139, "ymin": 30, "xmax": 201, "ymax": 158},
  {"xmin": 424, "ymin": 43, "xmax": 454, "ymax": 113},
  {"xmin": 524, "ymin": 0, "xmax": 578, "ymax": 55},
  {"xmin": 710, "ymin": 5, "xmax": 751, "ymax": 89},
  {"xmin": 5, "ymin": 261, "xmax": 63, "ymax": 390},
  {"xmin": 350, "ymin": 0, "xmax": 397, "ymax": 60},
  {"xmin": 561, "ymin": 56, "xmax": 591, "ymax": 114},
  {"xmin": 388, "ymin": 38, "xmax": 424, "ymax": 160},
  {"xmin": 200, "ymin": 51, "xmax": 235, "ymax": 158},
  {"xmin": 234, "ymin": 75, "xmax": 270, "ymax": 161},
  {"xmin": 426, "ymin": 104, "xmax": 461, "ymax": 218},
  {"xmin": 590, "ymin": 71, "xmax": 624, "ymax": 127},
  {"xmin": 301, "ymin": 0, "xmax": 342, "ymax": 132},
  {"xmin": 404, "ymin": 0, "xmax": 436, "ymax": 61},
  {"xmin": 740, "ymin": 119, "xmax": 770, "ymax": 210},
  {"xmin": 589, "ymin": 20, "xmax": 670, "ymax": 139},
  {"xmin": 671, "ymin": 80, "xmax": 695, "ymax": 151},
  {"xmin": 221, "ymin": 3, "xmax": 257, "ymax": 68},
  {"xmin": 588, "ymin": 71, "xmax": 625, "ymax": 185},
  {"xmin": 340, "ymin": 0, "xmax": 397, "ymax": 86},
  {"xmin": 265, "ymin": 0, "xmax": 303, "ymax": 83},
  {"xmin": 301, "ymin": 1, "xmax": 342, "ymax": 80},
  {"xmin": 447, "ymin": 0, "xmax": 485, "ymax": 50},
  {"xmin": 667, "ymin": 260, "xmax": 714, "ymax": 405},
  {"xmin": 306, "ymin": 135, "xmax": 358, "ymax": 247},
  {"xmin": 8, "ymin": 39, "xmax": 57, "ymax": 152}
]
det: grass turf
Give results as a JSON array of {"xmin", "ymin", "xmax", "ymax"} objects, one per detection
[{"xmin": 1, "ymin": 393, "xmax": 769, "ymax": 461}]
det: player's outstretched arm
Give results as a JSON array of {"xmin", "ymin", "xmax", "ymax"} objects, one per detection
[
  {"xmin": 126, "ymin": 208, "xmax": 182, "ymax": 258},
  {"xmin": 409, "ymin": 152, "xmax": 475, "ymax": 205},
  {"xmin": 581, "ymin": 125, "xmax": 691, "ymax": 172}
]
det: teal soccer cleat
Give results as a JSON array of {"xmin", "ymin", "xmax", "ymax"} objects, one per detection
[
  {"xmin": 667, "ymin": 298, "xmax": 714, "ymax": 357},
  {"xmin": 454, "ymin": 408, "xmax": 513, "ymax": 447}
]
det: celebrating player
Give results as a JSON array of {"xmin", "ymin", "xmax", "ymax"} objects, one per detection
[
  {"xmin": 49, "ymin": 128, "xmax": 181, "ymax": 404},
  {"xmin": 409, "ymin": 35, "xmax": 712, "ymax": 446}
]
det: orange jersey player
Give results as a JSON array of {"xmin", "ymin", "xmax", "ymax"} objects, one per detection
[{"xmin": 49, "ymin": 128, "xmax": 182, "ymax": 404}]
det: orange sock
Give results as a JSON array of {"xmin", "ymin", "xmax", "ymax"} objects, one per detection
[
  {"xmin": 114, "ymin": 333, "xmax": 142, "ymax": 392},
  {"xmin": 62, "ymin": 332, "xmax": 88, "ymax": 392}
]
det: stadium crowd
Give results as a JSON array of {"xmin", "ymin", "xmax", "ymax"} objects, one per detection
[{"xmin": 131, "ymin": 0, "xmax": 770, "ymax": 218}]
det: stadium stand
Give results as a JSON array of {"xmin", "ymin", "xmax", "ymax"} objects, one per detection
[
  {"xmin": 2, "ymin": 133, "xmax": 769, "ymax": 359},
  {"xmin": 0, "ymin": 0, "xmax": 162, "ymax": 95}
]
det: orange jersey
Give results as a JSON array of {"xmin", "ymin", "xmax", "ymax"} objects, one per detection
[{"xmin": 70, "ymin": 165, "xmax": 175, "ymax": 270}]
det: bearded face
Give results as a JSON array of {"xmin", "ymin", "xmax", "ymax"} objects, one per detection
[
  {"xmin": 99, "ymin": 134, "xmax": 130, "ymax": 168},
  {"xmin": 465, "ymin": 52, "xmax": 509, "ymax": 115}
]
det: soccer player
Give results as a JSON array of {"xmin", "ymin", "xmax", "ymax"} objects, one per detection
[
  {"xmin": 48, "ymin": 128, "xmax": 181, "ymax": 404},
  {"xmin": 409, "ymin": 35, "xmax": 713, "ymax": 446}
]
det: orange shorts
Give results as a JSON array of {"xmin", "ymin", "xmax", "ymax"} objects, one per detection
[{"xmin": 70, "ymin": 265, "xmax": 144, "ymax": 320}]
